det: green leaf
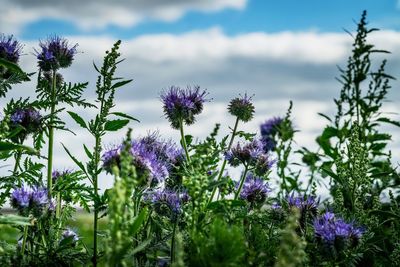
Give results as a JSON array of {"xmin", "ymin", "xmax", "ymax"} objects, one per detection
[
  {"xmin": 67, "ymin": 111, "xmax": 87, "ymax": 129},
  {"xmin": 0, "ymin": 141, "xmax": 38, "ymax": 155},
  {"xmin": 62, "ymin": 143, "xmax": 88, "ymax": 177},
  {"xmin": 0, "ymin": 214, "xmax": 32, "ymax": 226},
  {"xmin": 0, "ymin": 58, "xmax": 25, "ymax": 74},
  {"xmin": 110, "ymin": 112, "xmax": 140, "ymax": 122},
  {"xmin": 111, "ymin": 79, "xmax": 133, "ymax": 90},
  {"xmin": 83, "ymin": 144, "xmax": 93, "ymax": 158},
  {"xmin": 132, "ymin": 239, "xmax": 151, "ymax": 255},
  {"xmin": 129, "ymin": 208, "xmax": 147, "ymax": 236},
  {"xmin": 376, "ymin": 117, "xmax": 400, "ymax": 128},
  {"xmin": 104, "ymin": 119, "xmax": 129, "ymax": 131}
]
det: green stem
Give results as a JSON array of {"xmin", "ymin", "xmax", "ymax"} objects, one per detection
[
  {"xmin": 179, "ymin": 119, "xmax": 191, "ymax": 163},
  {"xmin": 56, "ymin": 192, "xmax": 61, "ymax": 218},
  {"xmin": 46, "ymin": 70, "xmax": 57, "ymax": 199},
  {"xmin": 13, "ymin": 151, "xmax": 22, "ymax": 175},
  {"xmin": 234, "ymin": 165, "xmax": 249, "ymax": 200},
  {"xmin": 170, "ymin": 220, "xmax": 178, "ymax": 264},
  {"xmin": 208, "ymin": 117, "xmax": 240, "ymax": 204},
  {"xmin": 21, "ymin": 226, "xmax": 28, "ymax": 255}
]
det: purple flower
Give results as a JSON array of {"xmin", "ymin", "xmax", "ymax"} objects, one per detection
[
  {"xmin": 239, "ymin": 173, "xmax": 270, "ymax": 204},
  {"xmin": 0, "ymin": 34, "xmax": 23, "ymax": 63},
  {"xmin": 10, "ymin": 107, "xmax": 42, "ymax": 136},
  {"xmin": 11, "ymin": 186, "xmax": 31, "ymax": 210},
  {"xmin": 228, "ymin": 94, "xmax": 255, "ymax": 122},
  {"xmin": 36, "ymin": 35, "xmax": 77, "ymax": 71},
  {"xmin": 313, "ymin": 212, "xmax": 364, "ymax": 249},
  {"xmin": 145, "ymin": 188, "xmax": 185, "ymax": 221},
  {"xmin": 160, "ymin": 86, "xmax": 208, "ymax": 129},
  {"xmin": 287, "ymin": 194, "xmax": 318, "ymax": 212},
  {"xmin": 102, "ymin": 145, "xmax": 122, "ymax": 174},
  {"xmin": 31, "ymin": 186, "xmax": 48, "ymax": 207},
  {"xmin": 260, "ymin": 117, "xmax": 283, "ymax": 151},
  {"xmin": 52, "ymin": 169, "xmax": 72, "ymax": 183},
  {"xmin": 225, "ymin": 139, "xmax": 264, "ymax": 167},
  {"xmin": 61, "ymin": 228, "xmax": 79, "ymax": 243}
]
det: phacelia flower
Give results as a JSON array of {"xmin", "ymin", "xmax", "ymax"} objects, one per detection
[
  {"xmin": 0, "ymin": 34, "xmax": 23, "ymax": 63},
  {"xmin": 11, "ymin": 186, "xmax": 31, "ymax": 211},
  {"xmin": 31, "ymin": 186, "xmax": 48, "ymax": 207},
  {"xmin": 145, "ymin": 188, "xmax": 187, "ymax": 221},
  {"xmin": 52, "ymin": 169, "xmax": 72, "ymax": 183},
  {"xmin": 225, "ymin": 139, "xmax": 265, "ymax": 167},
  {"xmin": 228, "ymin": 94, "xmax": 255, "ymax": 122},
  {"xmin": 287, "ymin": 194, "xmax": 318, "ymax": 229},
  {"xmin": 36, "ymin": 35, "xmax": 77, "ymax": 71},
  {"xmin": 101, "ymin": 145, "xmax": 122, "ymax": 174},
  {"xmin": 260, "ymin": 117, "xmax": 283, "ymax": 151},
  {"xmin": 161, "ymin": 86, "xmax": 208, "ymax": 129},
  {"xmin": 239, "ymin": 173, "xmax": 270, "ymax": 205},
  {"xmin": 61, "ymin": 228, "xmax": 79, "ymax": 243},
  {"xmin": 313, "ymin": 212, "xmax": 364, "ymax": 251},
  {"xmin": 10, "ymin": 107, "xmax": 42, "ymax": 137}
]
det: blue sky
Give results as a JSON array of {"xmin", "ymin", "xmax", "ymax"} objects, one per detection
[
  {"xmin": 18, "ymin": 0, "xmax": 400, "ymax": 39},
  {"xmin": 2, "ymin": 0, "xmax": 400, "ymax": 190}
]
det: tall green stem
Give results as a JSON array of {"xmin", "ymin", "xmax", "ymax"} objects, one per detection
[
  {"xmin": 234, "ymin": 165, "xmax": 249, "ymax": 200},
  {"xmin": 179, "ymin": 119, "xmax": 191, "ymax": 163},
  {"xmin": 46, "ymin": 70, "xmax": 57, "ymax": 199},
  {"xmin": 92, "ymin": 136, "xmax": 101, "ymax": 267},
  {"xmin": 208, "ymin": 117, "xmax": 240, "ymax": 204},
  {"xmin": 21, "ymin": 226, "xmax": 28, "ymax": 255},
  {"xmin": 170, "ymin": 220, "xmax": 178, "ymax": 264}
]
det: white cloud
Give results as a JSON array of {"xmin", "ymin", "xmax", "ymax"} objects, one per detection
[
  {"xmin": 0, "ymin": 0, "xmax": 247, "ymax": 33},
  {"xmin": 2, "ymin": 28, "xmax": 400, "ymax": 191}
]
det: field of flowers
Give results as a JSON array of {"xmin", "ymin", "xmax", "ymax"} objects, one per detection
[{"xmin": 0, "ymin": 11, "xmax": 399, "ymax": 267}]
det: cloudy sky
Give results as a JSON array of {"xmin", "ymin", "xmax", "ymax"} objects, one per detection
[{"xmin": 1, "ymin": 0, "xmax": 400, "ymax": 190}]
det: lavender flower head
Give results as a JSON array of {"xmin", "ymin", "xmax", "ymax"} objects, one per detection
[
  {"xmin": 287, "ymin": 194, "xmax": 318, "ymax": 214},
  {"xmin": 239, "ymin": 173, "xmax": 270, "ymax": 204},
  {"xmin": 313, "ymin": 212, "xmax": 364, "ymax": 249},
  {"xmin": 145, "ymin": 188, "xmax": 185, "ymax": 221},
  {"xmin": 31, "ymin": 186, "xmax": 48, "ymax": 207},
  {"xmin": 36, "ymin": 35, "xmax": 78, "ymax": 71},
  {"xmin": 260, "ymin": 117, "xmax": 283, "ymax": 151},
  {"xmin": 0, "ymin": 34, "xmax": 23, "ymax": 63},
  {"xmin": 61, "ymin": 228, "xmax": 79, "ymax": 243},
  {"xmin": 228, "ymin": 94, "xmax": 255, "ymax": 122},
  {"xmin": 11, "ymin": 186, "xmax": 31, "ymax": 210},
  {"xmin": 225, "ymin": 139, "xmax": 265, "ymax": 167},
  {"xmin": 10, "ymin": 107, "xmax": 42, "ymax": 136},
  {"xmin": 52, "ymin": 169, "xmax": 72, "ymax": 183},
  {"xmin": 102, "ymin": 145, "xmax": 122, "ymax": 174},
  {"xmin": 161, "ymin": 86, "xmax": 208, "ymax": 129}
]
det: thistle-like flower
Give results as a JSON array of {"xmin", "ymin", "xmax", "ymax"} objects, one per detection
[
  {"xmin": 11, "ymin": 185, "xmax": 49, "ymax": 216},
  {"xmin": 225, "ymin": 139, "xmax": 265, "ymax": 167},
  {"xmin": 239, "ymin": 173, "xmax": 270, "ymax": 205},
  {"xmin": 10, "ymin": 107, "xmax": 42, "ymax": 138},
  {"xmin": 228, "ymin": 94, "xmax": 255, "ymax": 122},
  {"xmin": 61, "ymin": 228, "xmax": 79, "ymax": 243},
  {"xmin": 287, "ymin": 194, "xmax": 318, "ymax": 229},
  {"xmin": 36, "ymin": 35, "xmax": 78, "ymax": 71},
  {"xmin": 11, "ymin": 186, "xmax": 31, "ymax": 212},
  {"xmin": 313, "ymin": 212, "xmax": 363, "ymax": 251},
  {"xmin": 160, "ymin": 86, "xmax": 208, "ymax": 129},
  {"xmin": 145, "ymin": 188, "xmax": 186, "ymax": 221},
  {"xmin": 260, "ymin": 117, "xmax": 283, "ymax": 151},
  {"xmin": 0, "ymin": 34, "xmax": 23, "ymax": 64},
  {"xmin": 102, "ymin": 145, "xmax": 122, "ymax": 174},
  {"xmin": 52, "ymin": 169, "xmax": 72, "ymax": 183}
]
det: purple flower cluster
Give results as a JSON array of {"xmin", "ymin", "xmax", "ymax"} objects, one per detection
[
  {"xmin": 145, "ymin": 188, "xmax": 189, "ymax": 221},
  {"xmin": 10, "ymin": 107, "xmax": 42, "ymax": 136},
  {"xmin": 52, "ymin": 169, "xmax": 72, "ymax": 183},
  {"xmin": 239, "ymin": 173, "xmax": 270, "ymax": 204},
  {"xmin": 228, "ymin": 94, "xmax": 255, "ymax": 122},
  {"xmin": 287, "ymin": 194, "xmax": 319, "ymax": 228},
  {"xmin": 260, "ymin": 117, "xmax": 283, "ymax": 151},
  {"xmin": 0, "ymin": 34, "xmax": 23, "ymax": 63},
  {"xmin": 314, "ymin": 212, "xmax": 363, "ymax": 249},
  {"xmin": 160, "ymin": 86, "xmax": 208, "ymax": 129},
  {"xmin": 11, "ymin": 185, "xmax": 49, "ymax": 216},
  {"xmin": 225, "ymin": 138, "xmax": 275, "ymax": 175},
  {"xmin": 61, "ymin": 228, "xmax": 79, "ymax": 243},
  {"xmin": 102, "ymin": 133, "xmax": 184, "ymax": 184},
  {"xmin": 36, "ymin": 35, "xmax": 77, "ymax": 71}
]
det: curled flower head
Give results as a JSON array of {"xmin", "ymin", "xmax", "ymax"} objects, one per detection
[
  {"xmin": 225, "ymin": 139, "xmax": 264, "ymax": 167},
  {"xmin": 36, "ymin": 35, "xmax": 77, "ymax": 71},
  {"xmin": 287, "ymin": 194, "xmax": 319, "ymax": 229},
  {"xmin": 228, "ymin": 94, "xmax": 255, "ymax": 122},
  {"xmin": 101, "ymin": 145, "xmax": 122, "ymax": 174},
  {"xmin": 0, "ymin": 34, "xmax": 23, "ymax": 63},
  {"xmin": 31, "ymin": 186, "xmax": 48, "ymax": 207},
  {"xmin": 52, "ymin": 169, "xmax": 72, "ymax": 183},
  {"xmin": 11, "ymin": 186, "xmax": 31, "ymax": 211},
  {"xmin": 161, "ymin": 86, "xmax": 208, "ymax": 129},
  {"xmin": 61, "ymin": 228, "xmax": 79, "ymax": 243},
  {"xmin": 260, "ymin": 117, "xmax": 283, "ymax": 151},
  {"xmin": 145, "ymin": 188, "xmax": 187, "ymax": 221},
  {"xmin": 313, "ymin": 212, "xmax": 364, "ymax": 251},
  {"xmin": 239, "ymin": 173, "xmax": 270, "ymax": 205},
  {"xmin": 10, "ymin": 107, "xmax": 42, "ymax": 138}
]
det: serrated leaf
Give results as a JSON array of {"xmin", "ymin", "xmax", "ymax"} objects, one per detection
[{"xmin": 104, "ymin": 119, "xmax": 129, "ymax": 131}]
